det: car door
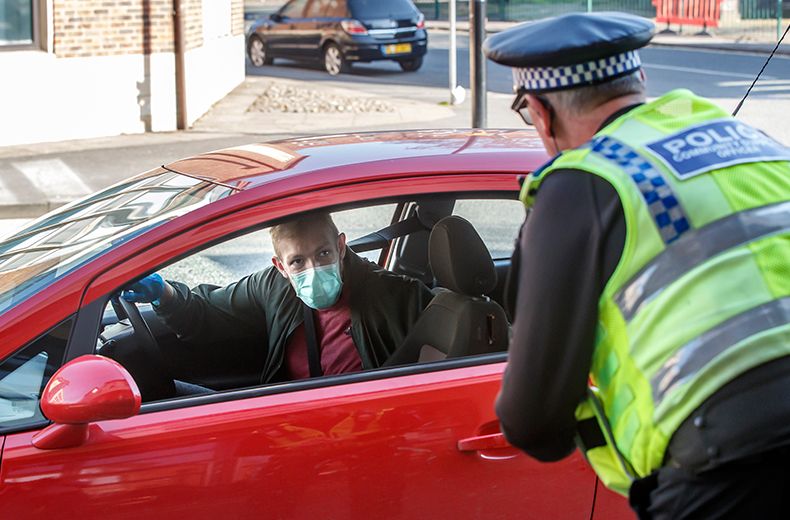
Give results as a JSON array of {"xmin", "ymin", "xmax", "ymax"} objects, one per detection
[
  {"xmin": 0, "ymin": 180, "xmax": 602, "ymax": 519},
  {"xmin": 299, "ymin": 0, "xmax": 329, "ymax": 60},
  {"xmin": 0, "ymin": 361, "xmax": 596, "ymax": 519},
  {"xmin": 267, "ymin": 0, "xmax": 310, "ymax": 58}
]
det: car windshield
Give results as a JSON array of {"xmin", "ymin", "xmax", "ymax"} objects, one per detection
[
  {"xmin": 0, "ymin": 169, "xmax": 237, "ymax": 315},
  {"xmin": 348, "ymin": 0, "xmax": 417, "ymax": 19}
]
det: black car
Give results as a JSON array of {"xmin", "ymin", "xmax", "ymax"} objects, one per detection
[{"xmin": 247, "ymin": 0, "xmax": 428, "ymax": 75}]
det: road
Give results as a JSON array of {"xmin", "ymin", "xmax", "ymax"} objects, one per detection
[
  {"xmin": 1, "ymin": 28, "xmax": 788, "ymax": 229},
  {"xmin": 247, "ymin": 30, "xmax": 790, "ymax": 139}
]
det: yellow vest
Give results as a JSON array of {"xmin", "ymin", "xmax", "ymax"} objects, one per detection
[{"xmin": 521, "ymin": 89, "xmax": 790, "ymax": 495}]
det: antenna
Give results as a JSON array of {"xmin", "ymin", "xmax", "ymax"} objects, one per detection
[{"xmin": 732, "ymin": 23, "xmax": 790, "ymax": 117}]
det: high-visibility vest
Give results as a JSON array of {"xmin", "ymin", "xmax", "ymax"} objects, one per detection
[{"xmin": 520, "ymin": 89, "xmax": 790, "ymax": 495}]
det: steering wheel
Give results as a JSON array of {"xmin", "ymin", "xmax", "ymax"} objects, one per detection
[{"xmin": 110, "ymin": 295, "xmax": 167, "ymax": 368}]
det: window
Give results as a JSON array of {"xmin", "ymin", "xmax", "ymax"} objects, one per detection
[
  {"xmin": 323, "ymin": 0, "xmax": 346, "ymax": 17},
  {"xmin": 0, "ymin": 318, "xmax": 71, "ymax": 430},
  {"xmin": 304, "ymin": 0, "xmax": 327, "ymax": 18},
  {"xmin": 349, "ymin": 0, "xmax": 418, "ymax": 18},
  {"xmin": 159, "ymin": 204, "xmax": 396, "ymax": 288},
  {"xmin": 281, "ymin": 0, "xmax": 309, "ymax": 19},
  {"xmin": 0, "ymin": 0, "xmax": 38, "ymax": 49},
  {"xmin": 95, "ymin": 197, "xmax": 517, "ymax": 405},
  {"xmin": 306, "ymin": 0, "xmax": 346, "ymax": 18},
  {"xmin": 453, "ymin": 199, "xmax": 525, "ymax": 259}
]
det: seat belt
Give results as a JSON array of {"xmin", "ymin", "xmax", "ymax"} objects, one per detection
[
  {"xmin": 347, "ymin": 215, "xmax": 430, "ymax": 253},
  {"xmin": 302, "ymin": 304, "xmax": 323, "ymax": 377}
]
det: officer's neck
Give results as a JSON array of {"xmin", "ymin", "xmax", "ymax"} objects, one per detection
[{"xmin": 557, "ymin": 93, "xmax": 646, "ymax": 151}]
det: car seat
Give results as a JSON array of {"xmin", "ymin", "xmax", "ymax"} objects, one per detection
[{"xmin": 383, "ymin": 215, "xmax": 509, "ymax": 366}]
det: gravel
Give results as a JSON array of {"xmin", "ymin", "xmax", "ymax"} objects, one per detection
[{"xmin": 248, "ymin": 82, "xmax": 395, "ymax": 113}]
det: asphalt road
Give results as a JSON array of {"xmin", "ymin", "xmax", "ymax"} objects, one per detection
[
  {"xmin": 249, "ymin": 30, "xmax": 790, "ymax": 97},
  {"xmin": 247, "ymin": 30, "xmax": 790, "ymax": 140}
]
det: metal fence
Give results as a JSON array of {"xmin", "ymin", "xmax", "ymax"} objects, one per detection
[{"xmin": 414, "ymin": 0, "xmax": 789, "ymax": 41}]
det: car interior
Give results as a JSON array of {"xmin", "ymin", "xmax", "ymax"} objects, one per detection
[{"xmin": 94, "ymin": 194, "xmax": 524, "ymax": 404}]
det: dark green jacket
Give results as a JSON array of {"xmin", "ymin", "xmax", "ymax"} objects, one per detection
[{"xmin": 156, "ymin": 249, "xmax": 434, "ymax": 383}]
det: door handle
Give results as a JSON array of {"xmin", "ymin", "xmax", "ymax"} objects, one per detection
[{"xmin": 457, "ymin": 432, "xmax": 511, "ymax": 452}]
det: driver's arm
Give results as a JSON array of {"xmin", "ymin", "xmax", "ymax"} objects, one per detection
[{"xmin": 152, "ymin": 270, "xmax": 271, "ymax": 344}]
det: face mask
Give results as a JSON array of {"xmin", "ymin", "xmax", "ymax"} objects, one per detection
[{"xmin": 289, "ymin": 262, "xmax": 343, "ymax": 310}]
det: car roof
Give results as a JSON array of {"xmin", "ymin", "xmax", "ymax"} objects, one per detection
[{"xmin": 161, "ymin": 129, "xmax": 547, "ymax": 192}]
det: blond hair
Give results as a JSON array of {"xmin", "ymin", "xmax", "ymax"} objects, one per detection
[{"xmin": 270, "ymin": 212, "xmax": 339, "ymax": 256}]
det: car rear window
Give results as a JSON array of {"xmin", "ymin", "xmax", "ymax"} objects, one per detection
[{"xmin": 349, "ymin": 0, "xmax": 418, "ymax": 19}]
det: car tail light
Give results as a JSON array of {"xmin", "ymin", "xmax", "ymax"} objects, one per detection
[
  {"xmin": 416, "ymin": 13, "xmax": 425, "ymax": 29},
  {"xmin": 341, "ymin": 19, "xmax": 368, "ymax": 35}
]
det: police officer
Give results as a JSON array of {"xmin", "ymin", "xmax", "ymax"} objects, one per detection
[{"xmin": 484, "ymin": 12, "xmax": 790, "ymax": 519}]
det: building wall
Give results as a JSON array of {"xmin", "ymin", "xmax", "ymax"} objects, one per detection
[{"xmin": 0, "ymin": 0, "xmax": 244, "ymax": 147}]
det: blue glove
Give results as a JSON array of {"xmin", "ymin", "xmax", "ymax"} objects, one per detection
[{"xmin": 122, "ymin": 273, "xmax": 166, "ymax": 305}]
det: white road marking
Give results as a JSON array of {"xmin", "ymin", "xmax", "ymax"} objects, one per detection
[
  {"xmin": 0, "ymin": 176, "xmax": 17, "ymax": 204},
  {"xmin": 643, "ymin": 62, "xmax": 775, "ymax": 80},
  {"xmin": 11, "ymin": 158, "xmax": 92, "ymax": 202}
]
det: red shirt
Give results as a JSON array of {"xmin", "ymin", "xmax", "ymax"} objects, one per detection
[{"xmin": 284, "ymin": 287, "xmax": 362, "ymax": 380}]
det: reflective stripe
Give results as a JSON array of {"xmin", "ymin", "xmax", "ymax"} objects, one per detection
[
  {"xmin": 616, "ymin": 201, "xmax": 790, "ymax": 321},
  {"xmin": 651, "ymin": 297, "xmax": 790, "ymax": 406},
  {"xmin": 590, "ymin": 136, "xmax": 691, "ymax": 245}
]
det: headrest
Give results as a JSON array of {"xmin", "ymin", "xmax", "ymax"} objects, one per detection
[{"xmin": 429, "ymin": 216, "xmax": 497, "ymax": 296}]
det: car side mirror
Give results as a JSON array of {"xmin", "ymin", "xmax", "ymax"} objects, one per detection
[
  {"xmin": 270, "ymin": 13, "xmax": 282, "ymax": 22},
  {"xmin": 32, "ymin": 355, "xmax": 141, "ymax": 450}
]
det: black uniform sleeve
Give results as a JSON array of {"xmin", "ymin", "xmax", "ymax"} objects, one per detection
[{"xmin": 495, "ymin": 169, "xmax": 625, "ymax": 461}]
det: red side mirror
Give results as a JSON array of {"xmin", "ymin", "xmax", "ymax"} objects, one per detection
[{"xmin": 32, "ymin": 355, "xmax": 141, "ymax": 450}]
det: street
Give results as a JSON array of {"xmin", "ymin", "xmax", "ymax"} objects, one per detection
[{"xmin": 1, "ymin": 28, "xmax": 789, "ymax": 227}]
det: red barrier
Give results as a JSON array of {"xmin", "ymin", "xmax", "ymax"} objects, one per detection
[{"xmin": 652, "ymin": 0, "xmax": 722, "ymax": 29}]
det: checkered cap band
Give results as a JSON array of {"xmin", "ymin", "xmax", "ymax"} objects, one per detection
[{"xmin": 512, "ymin": 50, "xmax": 642, "ymax": 92}]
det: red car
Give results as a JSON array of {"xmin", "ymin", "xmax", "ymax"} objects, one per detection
[{"xmin": 0, "ymin": 130, "xmax": 631, "ymax": 518}]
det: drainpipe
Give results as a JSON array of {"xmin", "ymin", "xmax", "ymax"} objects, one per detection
[{"xmin": 173, "ymin": 0, "xmax": 187, "ymax": 129}]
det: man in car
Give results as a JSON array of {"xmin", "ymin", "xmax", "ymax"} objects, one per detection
[
  {"xmin": 484, "ymin": 11, "xmax": 790, "ymax": 519},
  {"xmin": 124, "ymin": 211, "xmax": 434, "ymax": 384}
]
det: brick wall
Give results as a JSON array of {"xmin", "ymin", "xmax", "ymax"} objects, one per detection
[
  {"xmin": 53, "ymin": 0, "xmax": 244, "ymax": 58},
  {"xmin": 182, "ymin": 0, "xmax": 202, "ymax": 50},
  {"xmin": 232, "ymin": 0, "xmax": 244, "ymax": 36}
]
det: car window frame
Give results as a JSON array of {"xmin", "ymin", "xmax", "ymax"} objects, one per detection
[{"xmin": 70, "ymin": 176, "xmax": 521, "ymax": 416}]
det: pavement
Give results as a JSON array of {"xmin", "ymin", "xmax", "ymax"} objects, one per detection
[{"xmin": 0, "ymin": 21, "xmax": 788, "ymax": 238}]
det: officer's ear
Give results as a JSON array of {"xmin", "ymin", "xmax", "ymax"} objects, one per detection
[{"xmin": 527, "ymin": 94, "xmax": 555, "ymax": 139}]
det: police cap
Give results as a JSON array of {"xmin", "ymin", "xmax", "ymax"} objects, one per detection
[{"xmin": 484, "ymin": 12, "xmax": 655, "ymax": 94}]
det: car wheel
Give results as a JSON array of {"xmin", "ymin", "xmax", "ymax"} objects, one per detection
[
  {"xmin": 248, "ymin": 35, "xmax": 273, "ymax": 67},
  {"xmin": 323, "ymin": 43, "xmax": 349, "ymax": 76},
  {"xmin": 398, "ymin": 57, "xmax": 423, "ymax": 72}
]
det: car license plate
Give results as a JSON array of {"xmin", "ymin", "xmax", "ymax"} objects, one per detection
[{"xmin": 383, "ymin": 43, "xmax": 412, "ymax": 55}]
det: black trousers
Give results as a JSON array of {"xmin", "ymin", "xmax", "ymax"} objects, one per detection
[{"xmin": 629, "ymin": 444, "xmax": 790, "ymax": 519}]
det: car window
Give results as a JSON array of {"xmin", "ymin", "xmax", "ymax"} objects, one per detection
[
  {"xmin": 281, "ymin": 0, "xmax": 309, "ymax": 18},
  {"xmin": 349, "ymin": 0, "xmax": 417, "ymax": 19},
  {"xmin": 304, "ymin": 0, "xmax": 327, "ymax": 17},
  {"xmin": 323, "ymin": 0, "xmax": 346, "ymax": 17},
  {"xmin": 158, "ymin": 203, "xmax": 397, "ymax": 288},
  {"xmin": 0, "ymin": 318, "xmax": 72, "ymax": 431},
  {"xmin": 304, "ymin": 0, "xmax": 322, "ymax": 18},
  {"xmin": 453, "ymin": 199, "xmax": 525, "ymax": 259},
  {"xmin": 93, "ymin": 197, "xmax": 517, "ymax": 406}
]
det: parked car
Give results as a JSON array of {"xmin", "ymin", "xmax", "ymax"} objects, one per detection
[
  {"xmin": 0, "ymin": 129, "xmax": 631, "ymax": 518},
  {"xmin": 247, "ymin": 0, "xmax": 428, "ymax": 75}
]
